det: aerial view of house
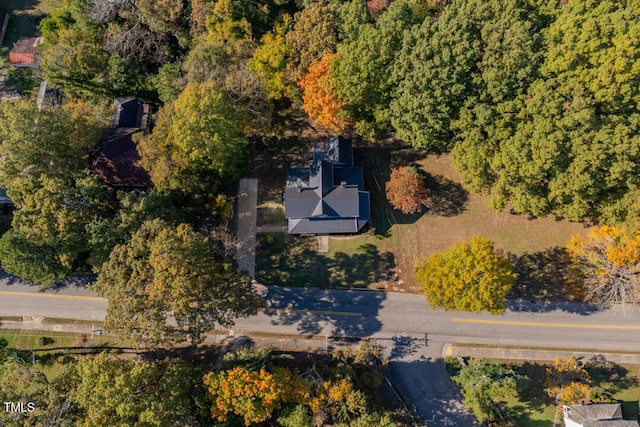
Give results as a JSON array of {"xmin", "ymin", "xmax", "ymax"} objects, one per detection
[
  {"xmin": 283, "ymin": 136, "xmax": 370, "ymax": 234},
  {"xmin": 0, "ymin": 0, "xmax": 639, "ymax": 426}
]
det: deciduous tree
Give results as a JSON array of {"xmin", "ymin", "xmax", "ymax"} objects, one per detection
[
  {"xmin": 9, "ymin": 175, "xmax": 109, "ymax": 270},
  {"xmin": 449, "ymin": 0, "xmax": 640, "ymax": 224},
  {"xmin": 249, "ymin": 15, "xmax": 297, "ymax": 101},
  {"xmin": 545, "ymin": 357, "xmax": 591, "ymax": 404},
  {"xmin": 0, "ymin": 100, "xmax": 108, "ymax": 189},
  {"xmin": 385, "ymin": 166, "xmax": 431, "ymax": 214},
  {"xmin": 415, "ymin": 236, "xmax": 516, "ymax": 314},
  {"xmin": 567, "ymin": 226, "xmax": 640, "ymax": 307},
  {"xmin": 389, "ymin": 0, "xmax": 483, "ymax": 149},
  {"xmin": 73, "ymin": 352, "xmax": 206, "ymax": 426},
  {"xmin": 86, "ymin": 190, "xmax": 184, "ymax": 270},
  {"xmin": 136, "ymin": 82, "xmax": 248, "ymax": 196},
  {"xmin": 94, "ymin": 220, "xmax": 262, "ymax": 347},
  {"xmin": 204, "ymin": 366, "xmax": 293, "ymax": 425},
  {"xmin": 285, "ymin": 0, "xmax": 340, "ymax": 82},
  {"xmin": 0, "ymin": 101, "xmax": 110, "ymax": 285},
  {"xmin": 0, "ymin": 229, "xmax": 69, "ymax": 286},
  {"xmin": 298, "ymin": 53, "xmax": 346, "ymax": 132},
  {"xmin": 331, "ymin": 0, "xmax": 416, "ymax": 139},
  {"xmin": 453, "ymin": 360, "xmax": 519, "ymax": 423},
  {"xmin": 0, "ymin": 355, "xmax": 77, "ymax": 426}
]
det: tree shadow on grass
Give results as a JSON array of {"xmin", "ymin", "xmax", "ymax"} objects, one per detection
[
  {"xmin": 257, "ymin": 235, "xmax": 394, "ymax": 289},
  {"xmin": 515, "ymin": 362, "xmax": 554, "ymax": 412},
  {"xmin": 506, "ymin": 247, "xmax": 596, "ymax": 314},
  {"xmin": 330, "ymin": 243, "xmax": 395, "ymax": 287},
  {"xmin": 357, "ymin": 143, "xmax": 469, "ymax": 239},
  {"xmin": 507, "ymin": 405, "xmax": 554, "ymax": 427},
  {"xmin": 423, "ymin": 173, "xmax": 469, "ymax": 217},
  {"xmin": 587, "ymin": 358, "xmax": 638, "ymax": 395}
]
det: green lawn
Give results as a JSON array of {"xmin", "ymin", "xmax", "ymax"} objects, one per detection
[
  {"xmin": 256, "ymin": 233, "xmax": 393, "ymax": 289},
  {"xmin": 0, "ymin": 328, "xmax": 119, "ymax": 351}
]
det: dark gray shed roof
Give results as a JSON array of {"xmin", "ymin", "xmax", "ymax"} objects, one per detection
[{"xmin": 313, "ymin": 136, "xmax": 353, "ymax": 166}]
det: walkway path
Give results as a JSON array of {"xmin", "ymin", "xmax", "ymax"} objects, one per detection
[{"xmin": 236, "ymin": 179, "xmax": 258, "ymax": 278}]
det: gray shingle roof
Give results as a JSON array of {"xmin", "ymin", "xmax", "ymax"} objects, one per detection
[
  {"xmin": 284, "ymin": 137, "xmax": 369, "ymax": 234},
  {"xmin": 564, "ymin": 403, "xmax": 639, "ymax": 427}
]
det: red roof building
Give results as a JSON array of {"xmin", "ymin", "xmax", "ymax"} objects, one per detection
[{"xmin": 9, "ymin": 36, "xmax": 43, "ymax": 68}]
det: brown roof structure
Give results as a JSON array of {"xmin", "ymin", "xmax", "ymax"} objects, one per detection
[
  {"xmin": 9, "ymin": 36, "xmax": 43, "ymax": 68},
  {"xmin": 89, "ymin": 98, "xmax": 152, "ymax": 189}
]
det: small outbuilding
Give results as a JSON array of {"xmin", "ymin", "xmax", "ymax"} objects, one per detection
[{"xmin": 9, "ymin": 36, "xmax": 43, "ymax": 68}]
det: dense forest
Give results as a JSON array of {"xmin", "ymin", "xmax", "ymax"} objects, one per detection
[
  {"xmin": 29, "ymin": 0, "xmax": 639, "ymax": 225},
  {"xmin": 0, "ymin": 1, "xmax": 639, "ymax": 424}
]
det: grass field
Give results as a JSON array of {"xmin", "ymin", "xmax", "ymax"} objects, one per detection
[
  {"xmin": 256, "ymin": 233, "xmax": 393, "ymax": 289},
  {"xmin": 256, "ymin": 142, "xmax": 588, "ymax": 295},
  {"xmin": 0, "ymin": 328, "xmax": 124, "ymax": 351}
]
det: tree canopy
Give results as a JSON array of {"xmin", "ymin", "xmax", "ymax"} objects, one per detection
[
  {"xmin": 545, "ymin": 357, "xmax": 592, "ymax": 404},
  {"xmin": 298, "ymin": 53, "xmax": 346, "ymax": 132},
  {"xmin": 449, "ymin": 0, "xmax": 640, "ymax": 223},
  {"xmin": 0, "ymin": 100, "xmax": 107, "ymax": 189},
  {"xmin": 452, "ymin": 359, "xmax": 519, "ymax": 423},
  {"xmin": 385, "ymin": 166, "xmax": 431, "ymax": 214},
  {"xmin": 72, "ymin": 352, "xmax": 206, "ymax": 426},
  {"xmin": 415, "ymin": 236, "xmax": 516, "ymax": 314},
  {"xmin": 0, "ymin": 101, "xmax": 109, "ymax": 285},
  {"xmin": 331, "ymin": 0, "xmax": 416, "ymax": 139},
  {"xmin": 94, "ymin": 219, "xmax": 262, "ymax": 347},
  {"xmin": 137, "ymin": 82, "xmax": 248, "ymax": 196}
]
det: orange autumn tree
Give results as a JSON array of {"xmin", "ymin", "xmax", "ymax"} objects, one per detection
[
  {"xmin": 385, "ymin": 166, "xmax": 432, "ymax": 214},
  {"xmin": 204, "ymin": 366, "xmax": 295, "ymax": 425},
  {"xmin": 298, "ymin": 53, "xmax": 346, "ymax": 132},
  {"xmin": 567, "ymin": 225, "xmax": 640, "ymax": 307}
]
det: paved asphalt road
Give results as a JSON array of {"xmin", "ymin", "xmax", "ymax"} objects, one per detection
[{"xmin": 2, "ymin": 278, "xmax": 640, "ymax": 426}]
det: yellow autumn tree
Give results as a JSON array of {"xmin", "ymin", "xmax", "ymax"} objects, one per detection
[
  {"xmin": 567, "ymin": 226, "xmax": 640, "ymax": 307},
  {"xmin": 545, "ymin": 357, "xmax": 591, "ymax": 404},
  {"xmin": 298, "ymin": 53, "xmax": 347, "ymax": 132},
  {"xmin": 415, "ymin": 236, "xmax": 516, "ymax": 314}
]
